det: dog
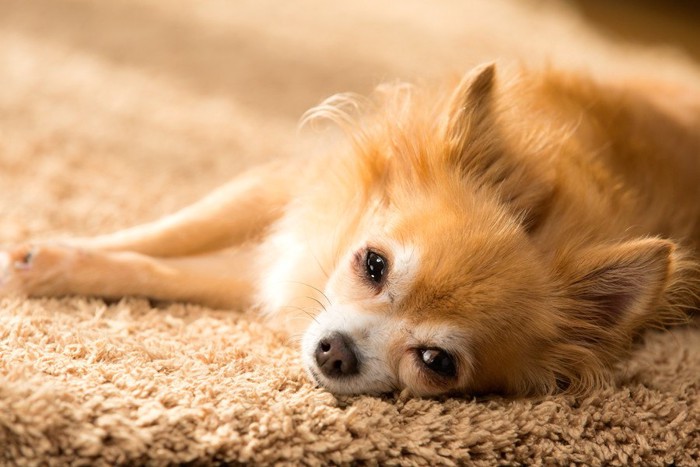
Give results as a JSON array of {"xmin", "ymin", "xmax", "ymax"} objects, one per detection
[{"xmin": 1, "ymin": 63, "xmax": 699, "ymax": 397}]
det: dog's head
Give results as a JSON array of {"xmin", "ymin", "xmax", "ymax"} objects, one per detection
[
  {"xmin": 296, "ymin": 64, "xmax": 680, "ymax": 397},
  {"xmin": 301, "ymin": 196, "xmax": 559, "ymax": 396}
]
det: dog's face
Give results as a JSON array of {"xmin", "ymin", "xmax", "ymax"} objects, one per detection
[
  {"xmin": 294, "ymin": 64, "xmax": 676, "ymax": 397},
  {"xmin": 301, "ymin": 187, "xmax": 559, "ymax": 396}
]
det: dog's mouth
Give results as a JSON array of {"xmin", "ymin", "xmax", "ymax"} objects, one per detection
[
  {"xmin": 303, "ymin": 349, "xmax": 364, "ymax": 394},
  {"xmin": 303, "ymin": 348, "xmax": 399, "ymax": 395}
]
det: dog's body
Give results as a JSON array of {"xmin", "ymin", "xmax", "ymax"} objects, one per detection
[{"xmin": 2, "ymin": 64, "xmax": 699, "ymax": 397}]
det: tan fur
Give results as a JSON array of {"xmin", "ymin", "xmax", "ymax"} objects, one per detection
[{"xmin": 2, "ymin": 63, "xmax": 699, "ymax": 397}]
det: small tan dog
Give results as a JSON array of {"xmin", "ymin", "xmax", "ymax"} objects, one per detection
[{"xmin": 2, "ymin": 64, "xmax": 699, "ymax": 397}]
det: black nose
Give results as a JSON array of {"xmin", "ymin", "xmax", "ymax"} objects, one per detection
[{"xmin": 314, "ymin": 332, "xmax": 360, "ymax": 378}]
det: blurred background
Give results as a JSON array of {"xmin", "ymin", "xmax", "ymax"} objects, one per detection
[{"xmin": 0, "ymin": 0, "xmax": 699, "ymax": 240}]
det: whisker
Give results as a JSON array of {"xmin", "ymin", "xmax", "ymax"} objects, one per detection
[
  {"xmin": 298, "ymin": 218, "xmax": 331, "ymax": 282},
  {"xmin": 278, "ymin": 304, "xmax": 321, "ymax": 325},
  {"xmin": 284, "ymin": 280, "xmax": 333, "ymax": 307},
  {"xmin": 305, "ymin": 295, "xmax": 329, "ymax": 313},
  {"xmin": 311, "ymin": 250, "xmax": 330, "ymax": 280},
  {"xmin": 286, "ymin": 333, "xmax": 306, "ymax": 345}
]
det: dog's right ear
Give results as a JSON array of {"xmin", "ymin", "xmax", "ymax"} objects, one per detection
[
  {"xmin": 563, "ymin": 238, "xmax": 676, "ymax": 332},
  {"xmin": 443, "ymin": 63, "xmax": 497, "ymax": 156},
  {"xmin": 442, "ymin": 64, "xmax": 554, "ymax": 231},
  {"xmin": 539, "ymin": 237, "xmax": 685, "ymax": 394}
]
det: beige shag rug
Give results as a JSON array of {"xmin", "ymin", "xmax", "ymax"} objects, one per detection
[{"xmin": 1, "ymin": 0, "xmax": 699, "ymax": 464}]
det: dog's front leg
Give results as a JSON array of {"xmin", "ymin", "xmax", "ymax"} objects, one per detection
[
  {"xmin": 0, "ymin": 243, "xmax": 257, "ymax": 309},
  {"xmin": 67, "ymin": 161, "xmax": 295, "ymax": 257}
]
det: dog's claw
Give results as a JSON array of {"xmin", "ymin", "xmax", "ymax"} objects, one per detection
[
  {"xmin": 1, "ymin": 245, "xmax": 39, "ymax": 294},
  {"xmin": 14, "ymin": 247, "xmax": 36, "ymax": 270}
]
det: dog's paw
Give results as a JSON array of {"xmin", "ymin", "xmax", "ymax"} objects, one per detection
[
  {"xmin": 0, "ymin": 244, "xmax": 71, "ymax": 297},
  {"xmin": 1, "ymin": 244, "xmax": 38, "ymax": 296}
]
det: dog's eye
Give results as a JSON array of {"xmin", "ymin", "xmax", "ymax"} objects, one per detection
[
  {"xmin": 418, "ymin": 348, "xmax": 456, "ymax": 378},
  {"xmin": 365, "ymin": 250, "xmax": 387, "ymax": 284}
]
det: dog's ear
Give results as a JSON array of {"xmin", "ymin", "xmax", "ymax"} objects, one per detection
[
  {"xmin": 443, "ymin": 63, "xmax": 554, "ymax": 230},
  {"xmin": 443, "ymin": 63, "xmax": 497, "ymax": 160},
  {"xmin": 564, "ymin": 238, "xmax": 674, "ymax": 330},
  {"xmin": 542, "ymin": 238, "xmax": 680, "ymax": 394}
]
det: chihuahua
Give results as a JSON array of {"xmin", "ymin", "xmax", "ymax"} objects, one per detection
[{"xmin": 2, "ymin": 64, "xmax": 699, "ymax": 397}]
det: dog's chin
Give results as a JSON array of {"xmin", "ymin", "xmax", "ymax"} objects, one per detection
[{"xmin": 303, "ymin": 358, "xmax": 397, "ymax": 396}]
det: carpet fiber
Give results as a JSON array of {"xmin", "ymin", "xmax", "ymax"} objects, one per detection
[{"xmin": 1, "ymin": 1, "xmax": 699, "ymax": 464}]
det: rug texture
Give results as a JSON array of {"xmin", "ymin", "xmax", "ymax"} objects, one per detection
[{"xmin": 1, "ymin": 0, "xmax": 699, "ymax": 465}]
